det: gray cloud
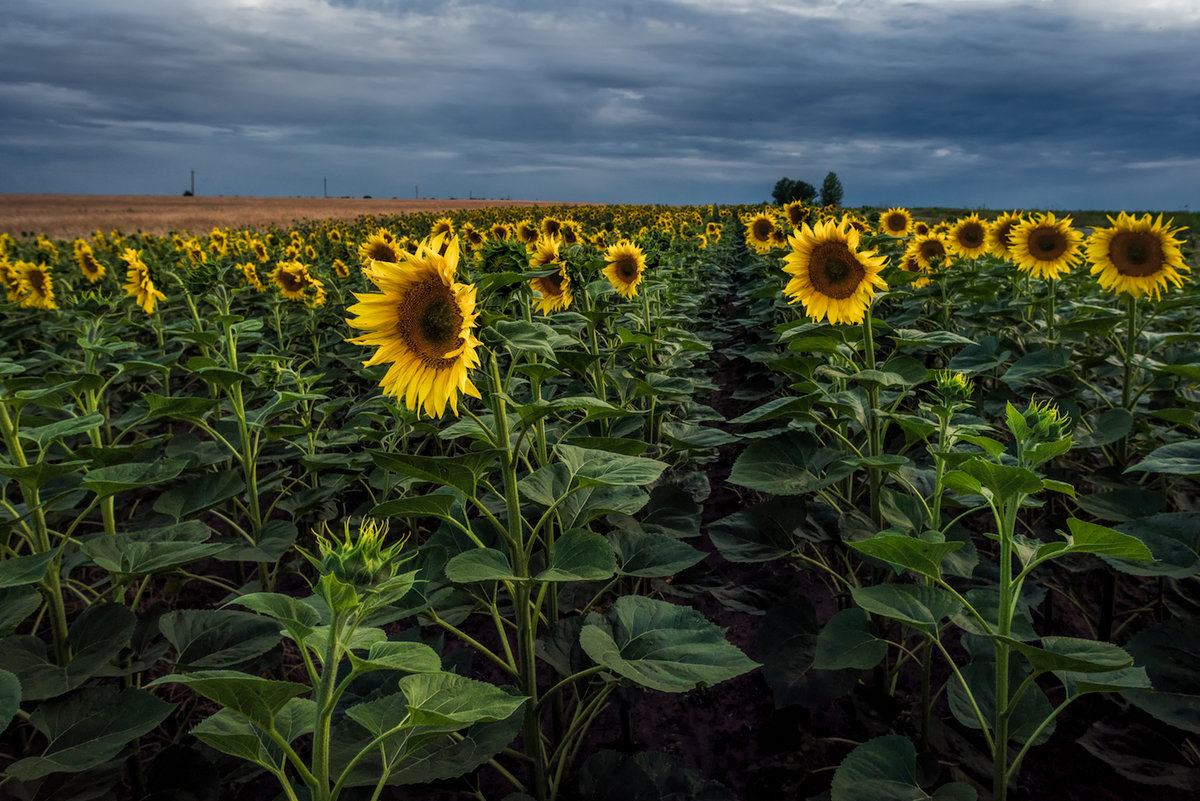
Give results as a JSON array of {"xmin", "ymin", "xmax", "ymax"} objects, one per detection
[{"xmin": 1, "ymin": 0, "xmax": 1197, "ymax": 209}]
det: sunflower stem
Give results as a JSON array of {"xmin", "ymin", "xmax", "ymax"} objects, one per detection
[
  {"xmin": 861, "ymin": 307, "xmax": 882, "ymax": 529},
  {"xmin": 1047, "ymin": 277, "xmax": 1057, "ymax": 342},
  {"xmin": 1118, "ymin": 293, "xmax": 1138, "ymax": 465}
]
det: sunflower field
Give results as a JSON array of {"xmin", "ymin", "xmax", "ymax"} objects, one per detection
[{"xmin": 1, "ymin": 201, "xmax": 1198, "ymax": 801}]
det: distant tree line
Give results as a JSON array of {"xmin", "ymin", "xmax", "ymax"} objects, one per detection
[{"xmin": 772, "ymin": 171, "xmax": 843, "ymax": 208}]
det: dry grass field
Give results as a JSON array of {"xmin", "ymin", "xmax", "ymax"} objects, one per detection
[{"xmin": 0, "ymin": 195, "xmax": 583, "ymax": 239}]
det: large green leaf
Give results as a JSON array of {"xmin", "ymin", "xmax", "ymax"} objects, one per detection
[
  {"xmin": 0, "ymin": 603, "xmax": 136, "ymax": 700},
  {"xmin": 1127, "ymin": 440, "xmax": 1200, "ymax": 476},
  {"xmin": 8, "ymin": 686, "xmax": 174, "ymax": 781},
  {"xmin": 371, "ymin": 493, "xmax": 458, "ymax": 521},
  {"xmin": 555, "ymin": 444, "xmax": 668, "ymax": 488},
  {"xmin": 813, "ymin": 608, "xmax": 888, "ymax": 671},
  {"xmin": 707, "ymin": 496, "xmax": 808, "ymax": 563},
  {"xmin": 371, "ymin": 449, "xmax": 498, "ymax": 498},
  {"xmin": 607, "ymin": 526, "xmax": 706, "ymax": 578},
  {"xmin": 579, "ymin": 595, "xmax": 759, "ymax": 693},
  {"xmin": 0, "ymin": 667, "xmax": 20, "ymax": 733},
  {"xmin": 81, "ymin": 459, "xmax": 188, "ymax": 497},
  {"xmin": 148, "ymin": 670, "xmax": 308, "ymax": 727},
  {"xmin": 998, "ymin": 635, "xmax": 1134, "ymax": 675},
  {"xmin": 1108, "ymin": 512, "xmax": 1200, "ymax": 577},
  {"xmin": 0, "ymin": 549, "xmax": 58, "ymax": 588},
  {"xmin": 959, "ymin": 458, "xmax": 1042, "ymax": 503},
  {"xmin": 230, "ymin": 591, "xmax": 322, "ymax": 642},
  {"xmin": 851, "ymin": 584, "xmax": 961, "ymax": 634},
  {"xmin": 1001, "ymin": 348, "xmax": 1070, "ymax": 386},
  {"xmin": 81, "ymin": 522, "xmax": 228, "ymax": 576},
  {"xmin": 348, "ymin": 640, "xmax": 443, "ymax": 675},
  {"xmin": 399, "ymin": 671, "xmax": 527, "ymax": 727},
  {"xmin": 536, "ymin": 528, "xmax": 617, "ymax": 582},
  {"xmin": 727, "ymin": 431, "xmax": 853, "ymax": 495},
  {"xmin": 191, "ymin": 698, "xmax": 316, "ymax": 772},
  {"xmin": 849, "ymin": 534, "xmax": 963, "ymax": 580},
  {"xmin": 18, "ymin": 413, "xmax": 106, "ymax": 450},
  {"xmin": 445, "ymin": 548, "xmax": 517, "ymax": 583},
  {"xmin": 830, "ymin": 734, "xmax": 977, "ymax": 801},
  {"xmin": 153, "ymin": 469, "xmax": 245, "ymax": 520},
  {"xmin": 1042, "ymin": 518, "xmax": 1156, "ymax": 563},
  {"xmin": 159, "ymin": 609, "xmax": 282, "ymax": 669}
]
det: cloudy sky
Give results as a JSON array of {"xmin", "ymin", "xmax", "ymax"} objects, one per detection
[{"xmin": 2, "ymin": 0, "xmax": 1198, "ymax": 210}]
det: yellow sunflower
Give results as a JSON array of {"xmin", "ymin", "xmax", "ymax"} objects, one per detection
[
  {"xmin": 333, "ymin": 258, "xmax": 351, "ymax": 279},
  {"xmin": 913, "ymin": 221, "xmax": 931, "ymax": 237},
  {"xmin": 783, "ymin": 219, "xmax": 888, "ymax": 325},
  {"xmin": 358, "ymin": 232, "xmax": 403, "ymax": 264},
  {"xmin": 783, "ymin": 201, "xmax": 809, "ymax": 229},
  {"xmin": 250, "ymin": 238, "xmax": 271, "ymax": 263},
  {"xmin": 907, "ymin": 234, "xmax": 951, "ymax": 272},
  {"xmin": 239, "ymin": 262, "xmax": 265, "ymax": 292},
  {"xmin": 603, "ymin": 239, "xmax": 648, "ymax": 298},
  {"xmin": 75, "ymin": 241, "xmax": 106, "ymax": 283},
  {"xmin": 529, "ymin": 236, "xmax": 562, "ymax": 270},
  {"xmin": 346, "ymin": 234, "xmax": 482, "ymax": 418},
  {"xmin": 1086, "ymin": 212, "xmax": 1189, "ymax": 299},
  {"xmin": 706, "ymin": 222, "xmax": 722, "ymax": 242},
  {"xmin": 515, "ymin": 219, "xmax": 540, "ymax": 245},
  {"xmin": 431, "ymin": 216, "xmax": 455, "ymax": 239},
  {"xmin": 744, "ymin": 211, "xmax": 777, "ymax": 254},
  {"xmin": 948, "ymin": 214, "xmax": 990, "ymax": 259},
  {"xmin": 986, "ymin": 212, "xmax": 1022, "ymax": 258},
  {"xmin": 540, "ymin": 216, "xmax": 563, "ymax": 239},
  {"xmin": 1, "ymin": 259, "xmax": 22, "ymax": 303},
  {"xmin": 490, "ymin": 223, "xmax": 511, "ymax": 241},
  {"xmin": 12, "ymin": 261, "xmax": 57, "ymax": 310},
  {"xmin": 462, "ymin": 224, "xmax": 487, "ymax": 251},
  {"xmin": 879, "ymin": 208, "xmax": 913, "ymax": 237},
  {"xmin": 1009, "ymin": 212, "xmax": 1083, "ymax": 280},
  {"xmin": 270, "ymin": 260, "xmax": 325, "ymax": 306},
  {"xmin": 121, "ymin": 249, "xmax": 166, "ymax": 314},
  {"xmin": 530, "ymin": 263, "xmax": 572, "ymax": 315},
  {"xmin": 559, "ymin": 219, "xmax": 581, "ymax": 246}
]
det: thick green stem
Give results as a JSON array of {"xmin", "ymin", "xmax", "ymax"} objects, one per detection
[
  {"xmin": 993, "ymin": 499, "xmax": 1020, "ymax": 801},
  {"xmin": 862, "ymin": 309, "xmax": 882, "ymax": 528},
  {"xmin": 312, "ymin": 611, "xmax": 346, "ymax": 799}
]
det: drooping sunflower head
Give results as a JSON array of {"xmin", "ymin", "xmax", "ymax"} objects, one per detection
[
  {"xmin": 121, "ymin": 248, "xmax": 166, "ymax": 314},
  {"xmin": 986, "ymin": 212, "xmax": 1022, "ymax": 258},
  {"xmin": 240, "ymin": 262, "xmax": 265, "ymax": 292},
  {"xmin": 347, "ymin": 234, "xmax": 482, "ymax": 419},
  {"xmin": 1087, "ymin": 212, "xmax": 1189, "ymax": 300},
  {"xmin": 75, "ymin": 242, "xmax": 106, "ymax": 283},
  {"xmin": 782, "ymin": 219, "xmax": 889, "ymax": 325},
  {"xmin": 1009, "ymin": 212, "xmax": 1083, "ymax": 280},
  {"xmin": 769, "ymin": 226, "xmax": 788, "ymax": 247},
  {"xmin": 530, "ymin": 262, "xmax": 572, "ymax": 315},
  {"xmin": 948, "ymin": 215, "xmax": 990, "ymax": 259},
  {"xmin": 879, "ymin": 208, "xmax": 913, "ymax": 237},
  {"xmin": 602, "ymin": 239, "xmax": 648, "ymax": 299},
  {"xmin": 744, "ymin": 212, "xmax": 777, "ymax": 254},
  {"xmin": 462, "ymin": 224, "xmax": 487, "ymax": 251},
  {"xmin": 358, "ymin": 232, "xmax": 403, "ymax": 265}
]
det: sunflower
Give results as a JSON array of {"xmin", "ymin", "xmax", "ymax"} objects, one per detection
[
  {"xmin": 907, "ymin": 233, "xmax": 951, "ymax": 272},
  {"xmin": 270, "ymin": 260, "xmax": 325, "ymax": 306},
  {"xmin": 530, "ymin": 263, "xmax": 572, "ymax": 314},
  {"xmin": 783, "ymin": 219, "xmax": 888, "ymax": 325},
  {"xmin": 913, "ymin": 221, "xmax": 931, "ymax": 237},
  {"xmin": 250, "ymin": 238, "xmax": 271, "ymax": 263},
  {"xmin": 1086, "ymin": 212, "xmax": 1189, "ymax": 299},
  {"xmin": 121, "ymin": 249, "xmax": 166, "ymax": 314},
  {"xmin": 603, "ymin": 239, "xmax": 648, "ymax": 298},
  {"xmin": 529, "ymin": 236, "xmax": 562, "ymax": 270},
  {"xmin": 706, "ymin": 222, "xmax": 722, "ymax": 242},
  {"xmin": 239, "ymin": 262, "xmax": 265, "ymax": 292},
  {"xmin": 75, "ymin": 241, "xmax": 106, "ymax": 283},
  {"xmin": 948, "ymin": 214, "xmax": 990, "ymax": 259},
  {"xmin": 346, "ymin": 233, "xmax": 482, "ymax": 418},
  {"xmin": 559, "ymin": 219, "xmax": 582, "ymax": 247},
  {"xmin": 783, "ymin": 201, "xmax": 809, "ymax": 228},
  {"xmin": 328, "ymin": 228, "xmax": 343, "ymax": 244},
  {"xmin": 515, "ymin": 219, "xmax": 540, "ymax": 245},
  {"xmin": 358, "ymin": 232, "xmax": 403, "ymax": 264},
  {"xmin": 540, "ymin": 216, "xmax": 563, "ymax": 239},
  {"xmin": 431, "ymin": 217, "xmax": 455, "ymax": 239},
  {"xmin": 769, "ymin": 226, "xmax": 788, "ymax": 248},
  {"xmin": 461, "ymin": 224, "xmax": 487, "ymax": 251},
  {"xmin": 490, "ymin": 223, "xmax": 511, "ymax": 241},
  {"xmin": 1009, "ymin": 212, "xmax": 1083, "ymax": 280},
  {"xmin": 744, "ymin": 212, "xmax": 777, "ymax": 254},
  {"xmin": 12, "ymin": 261, "xmax": 57, "ymax": 310},
  {"xmin": 986, "ymin": 212, "xmax": 1022, "ymax": 258},
  {"xmin": 0, "ymin": 259, "xmax": 22, "ymax": 303},
  {"xmin": 879, "ymin": 208, "xmax": 913, "ymax": 237},
  {"xmin": 333, "ymin": 258, "xmax": 351, "ymax": 279}
]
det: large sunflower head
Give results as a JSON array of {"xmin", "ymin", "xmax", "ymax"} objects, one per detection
[
  {"xmin": 358, "ymin": 232, "xmax": 404, "ymax": 265},
  {"xmin": 1009, "ymin": 212, "xmax": 1083, "ymax": 280},
  {"xmin": 783, "ymin": 219, "xmax": 889, "ymax": 325},
  {"xmin": 879, "ymin": 208, "xmax": 913, "ymax": 237},
  {"xmin": 530, "ymin": 262, "xmax": 572, "ymax": 315},
  {"xmin": 986, "ymin": 212, "xmax": 1022, "ymax": 258},
  {"xmin": 602, "ymin": 239, "xmax": 648, "ymax": 299},
  {"xmin": 744, "ymin": 212, "xmax": 777, "ymax": 254},
  {"xmin": 1086, "ymin": 212, "xmax": 1189, "ymax": 300},
  {"xmin": 347, "ymin": 234, "xmax": 482, "ymax": 419},
  {"xmin": 948, "ymin": 214, "xmax": 990, "ymax": 259}
]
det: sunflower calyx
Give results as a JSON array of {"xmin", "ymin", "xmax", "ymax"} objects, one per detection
[
  {"xmin": 1006, "ymin": 400, "xmax": 1072, "ymax": 469},
  {"xmin": 302, "ymin": 519, "xmax": 417, "ymax": 616}
]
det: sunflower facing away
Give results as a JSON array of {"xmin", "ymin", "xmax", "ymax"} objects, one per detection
[
  {"xmin": 121, "ymin": 249, "xmax": 166, "ymax": 314},
  {"xmin": 948, "ymin": 214, "xmax": 990, "ymax": 259},
  {"xmin": 1009, "ymin": 212, "xmax": 1083, "ymax": 280},
  {"xmin": 879, "ymin": 208, "xmax": 913, "ymax": 237},
  {"xmin": 603, "ymin": 239, "xmax": 648, "ymax": 298},
  {"xmin": 1086, "ymin": 212, "xmax": 1189, "ymax": 299},
  {"xmin": 346, "ymin": 233, "xmax": 482, "ymax": 419},
  {"xmin": 783, "ymin": 219, "xmax": 888, "ymax": 325}
]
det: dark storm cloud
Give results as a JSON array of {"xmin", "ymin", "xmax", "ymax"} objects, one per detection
[{"xmin": 1, "ymin": 0, "xmax": 1197, "ymax": 208}]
